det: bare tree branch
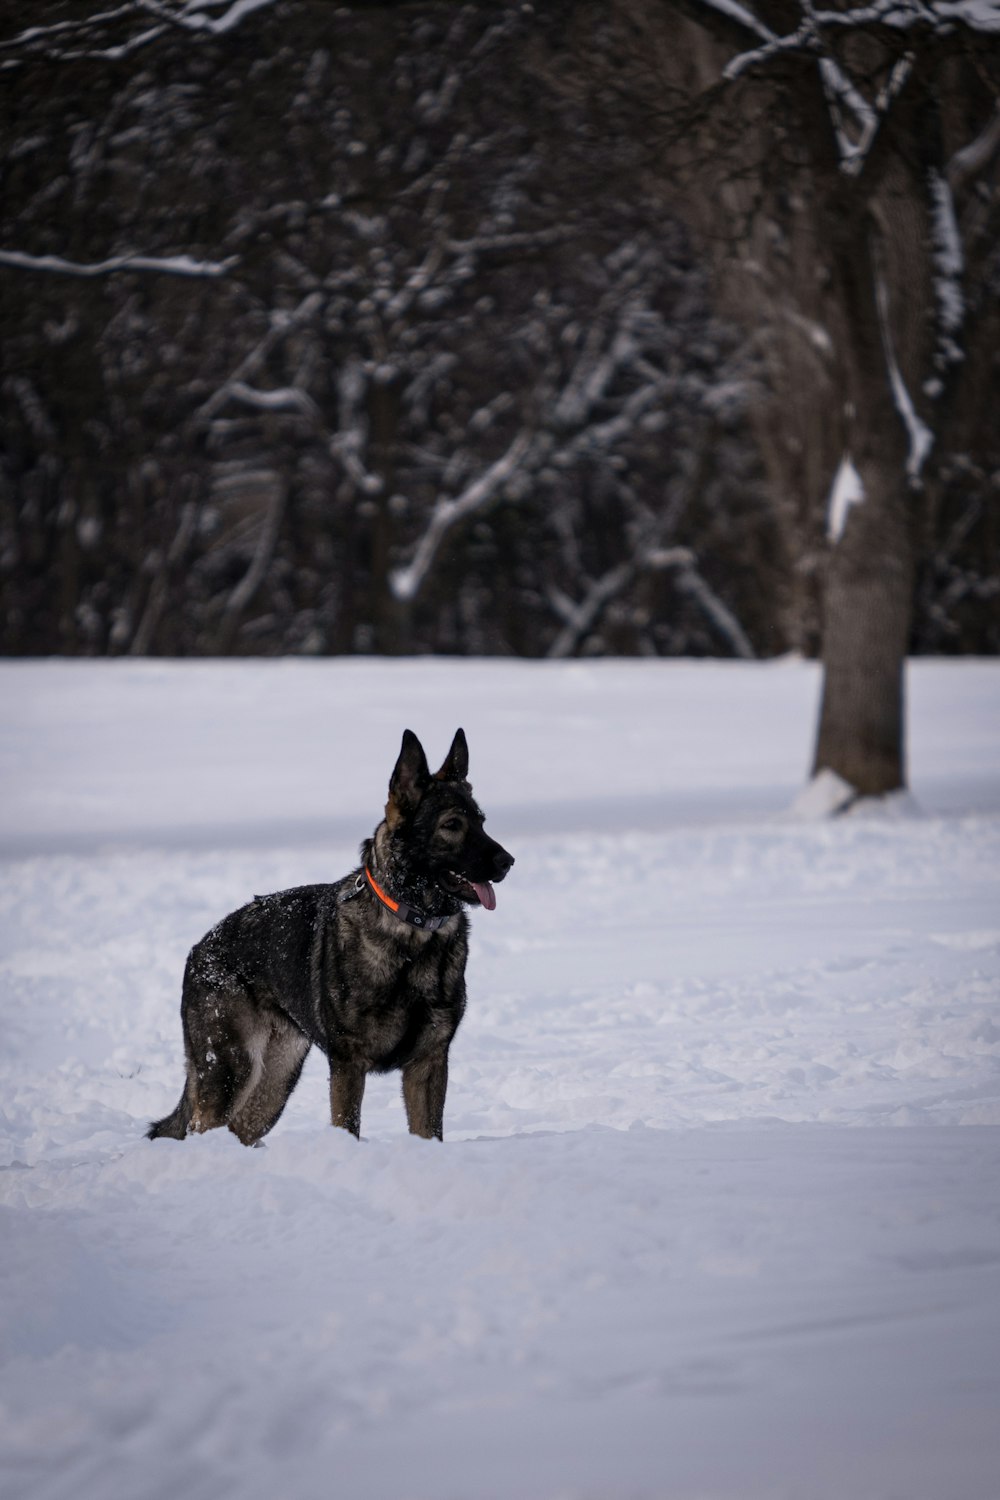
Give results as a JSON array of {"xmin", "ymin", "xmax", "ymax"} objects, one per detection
[
  {"xmin": 673, "ymin": 560, "xmax": 756, "ymax": 658},
  {"xmin": 948, "ymin": 101, "xmax": 1000, "ymax": 189},
  {"xmin": 222, "ymin": 476, "xmax": 288, "ymax": 630},
  {"xmin": 548, "ymin": 543, "xmax": 756, "ymax": 659}
]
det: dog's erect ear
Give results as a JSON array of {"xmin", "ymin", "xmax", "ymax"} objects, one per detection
[
  {"xmin": 386, "ymin": 729, "xmax": 431, "ymax": 827},
  {"xmin": 434, "ymin": 727, "xmax": 469, "ymax": 784}
]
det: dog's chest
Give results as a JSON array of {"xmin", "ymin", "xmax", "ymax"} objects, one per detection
[{"xmin": 322, "ymin": 929, "xmax": 464, "ymax": 1066}]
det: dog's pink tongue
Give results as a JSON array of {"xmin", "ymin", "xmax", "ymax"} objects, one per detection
[{"xmin": 471, "ymin": 881, "xmax": 496, "ymax": 911}]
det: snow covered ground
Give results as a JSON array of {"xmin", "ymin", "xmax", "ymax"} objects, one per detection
[{"xmin": 1, "ymin": 657, "xmax": 999, "ymax": 1500}]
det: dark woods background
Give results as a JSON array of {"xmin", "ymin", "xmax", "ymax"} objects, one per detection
[{"xmin": 2, "ymin": 1, "xmax": 997, "ymax": 661}]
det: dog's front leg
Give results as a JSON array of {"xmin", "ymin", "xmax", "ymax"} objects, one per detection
[
  {"xmin": 329, "ymin": 1062, "xmax": 366, "ymax": 1137},
  {"xmin": 402, "ymin": 1050, "xmax": 448, "ymax": 1140}
]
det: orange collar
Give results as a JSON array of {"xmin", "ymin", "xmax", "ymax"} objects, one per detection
[{"xmin": 364, "ymin": 866, "xmax": 452, "ymax": 931}]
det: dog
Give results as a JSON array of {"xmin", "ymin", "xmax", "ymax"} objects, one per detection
[{"xmin": 147, "ymin": 728, "xmax": 513, "ymax": 1145}]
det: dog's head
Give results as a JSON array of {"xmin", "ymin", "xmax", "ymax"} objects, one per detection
[{"xmin": 382, "ymin": 728, "xmax": 514, "ymax": 911}]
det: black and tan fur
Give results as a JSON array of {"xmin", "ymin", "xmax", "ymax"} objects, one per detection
[{"xmin": 147, "ymin": 729, "xmax": 513, "ymax": 1144}]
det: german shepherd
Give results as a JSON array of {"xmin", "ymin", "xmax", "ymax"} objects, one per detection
[{"xmin": 147, "ymin": 729, "xmax": 513, "ymax": 1145}]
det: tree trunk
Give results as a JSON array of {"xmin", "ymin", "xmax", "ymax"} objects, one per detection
[
  {"xmin": 812, "ymin": 453, "xmax": 913, "ymax": 795},
  {"xmin": 811, "ymin": 174, "xmax": 919, "ymax": 798}
]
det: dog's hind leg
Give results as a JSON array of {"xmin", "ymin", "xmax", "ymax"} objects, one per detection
[
  {"xmin": 227, "ymin": 1016, "xmax": 311, "ymax": 1146},
  {"xmin": 147, "ymin": 983, "xmax": 241, "ymax": 1140},
  {"xmin": 170, "ymin": 975, "xmax": 260, "ymax": 1137},
  {"xmin": 146, "ymin": 1035, "xmax": 245, "ymax": 1141}
]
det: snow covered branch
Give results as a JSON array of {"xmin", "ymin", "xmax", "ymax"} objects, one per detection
[
  {"xmin": 547, "ymin": 561, "xmax": 640, "ymax": 659},
  {"xmin": 547, "ymin": 545, "xmax": 755, "ymax": 660},
  {"xmin": 195, "ymin": 291, "xmax": 323, "ymax": 423},
  {"xmin": 723, "ymin": 19, "xmax": 813, "ymax": 82},
  {"xmin": 389, "ymin": 431, "xmax": 534, "ymax": 604},
  {"xmin": 551, "ymin": 265, "xmax": 654, "ymax": 432},
  {"xmin": 445, "ymin": 227, "xmax": 574, "ymax": 257},
  {"xmin": 223, "ymin": 382, "xmax": 319, "ymax": 419},
  {"xmin": 947, "ymin": 103, "xmax": 1000, "ymax": 189},
  {"xmin": 707, "ymin": 0, "xmax": 995, "ymax": 179},
  {"xmin": 0, "ymin": 8, "xmax": 165, "ymax": 65},
  {"xmin": 816, "ymin": 51, "xmax": 912, "ymax": 177},
  {"xmin": 329, "ymin": 357, "xmax": 387, "ymax": 499},
  {"xmin": 0, "ymin": 249, "xmax": 238, "ymax": 279},
  {"xmin": 0, "ymin": 0, "xmax": 283, "ymax": 64},
  {"xmin": 222, "ymin": 474, "xmax": 287, "ymax": 624},
  {"xmin": 152, "ymin": 0, "xmax": 280, "ymax": 38},
  {"xmin": 873, "ymin": 268, "xmax": 933, "ymax": 482},
  {"xmin": 674, "ymin": 560, "xmax": 756, "ymax": 658}
]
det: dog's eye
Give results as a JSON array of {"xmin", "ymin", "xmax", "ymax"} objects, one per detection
[{"xmin": 440, "ymin": 817, "xmax": 464, "ymax": 833}]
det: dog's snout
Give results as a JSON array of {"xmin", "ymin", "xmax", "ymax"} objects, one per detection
[{"xmin": 493, "ymin": 847, "xmax": 515, "ymax": 879}]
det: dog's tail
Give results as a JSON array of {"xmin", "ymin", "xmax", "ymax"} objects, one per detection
[{"xmin": 146, "ymin": 1088, "xmax": 192, "ymax": 1141}]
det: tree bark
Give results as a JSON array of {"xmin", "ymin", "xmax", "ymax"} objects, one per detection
[{"xmin": 812, "ymin": 457, "xmax": 913, "ymax": 794}]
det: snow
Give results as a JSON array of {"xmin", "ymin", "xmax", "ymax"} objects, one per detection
[
  {"xmin": 789, "ymin": 764, "xmax": 857, "ymax": 815},
  {"xmin": 936, "ymin": 0, "xmax": 1000, "ymax": 31},
  {"xmin": 825, "ymin": 454, "xmax": 865, "ymax": 542},
  {"xmin": 2, "ymin": 657, "xmax": 1000, "ymax": 1500}
]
